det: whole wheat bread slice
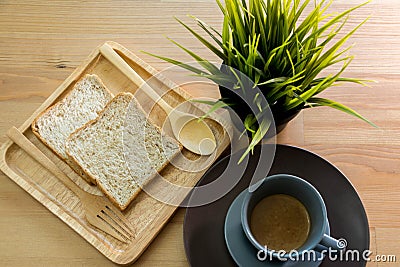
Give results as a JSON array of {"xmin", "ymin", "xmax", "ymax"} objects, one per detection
[
  {"xmin": 31, "ymin": 74, "xmax": 113, "ymax": 184},
  {"xmin": 65, "ymin": 92, "xmax": 181, "ymax": 210}
]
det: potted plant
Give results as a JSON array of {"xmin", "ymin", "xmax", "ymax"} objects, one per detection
[{"xmin": 145, "ymin": 0, "xmax": 375, "ymax": 160}]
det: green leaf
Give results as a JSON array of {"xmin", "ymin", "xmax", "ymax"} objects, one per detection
[
  {"xmin": 238, "ymin": 119, "xmax": 271, "ymax": 163},
  {"xmin": 141, "ymin": 51, "xmax": 206, "ymax": 75},
  {"xmin": 190, "ymin": 100, "xmax": 231, "ymax": 120},
  {"xmin": 308, "ymin": 97, "xmax": 377, "ymax": 127},
  {"xmin": 285, "ymin": 49, "xmax": 295, "ymax": 76},
  {"xmin": 286, "ymin": 75, "xmax": 332, "ymax": 109},
  {"xmin": 256, "ymin": 77, "xmax": 288, "ymax": 86},
  {"xmin": 244, "ymin": 114, "xmax": 257, "ymax": 134},
  {"xmin": 190, "ymin": 15, "xmax": 223, "ymax": 46},
  {"xmin": 175, "ymin": 17, "xmax": 228, "ymax": 61},
  {"xmin": 167, "ymin": 38, "xmax": 221, "ymax": 74}
]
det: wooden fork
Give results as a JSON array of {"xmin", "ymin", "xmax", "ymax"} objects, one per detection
[{"xmin": 7, "ymin": 126, "xmax": 134, "ymax": 243}]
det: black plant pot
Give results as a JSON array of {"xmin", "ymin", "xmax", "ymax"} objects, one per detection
[
  {"xmin": 219, "ymin": 85, "xmax": 300, "ymax": 137},
  {"xmin": 271, "ymin": 108, "xmax": 301, "ymax": 134}
]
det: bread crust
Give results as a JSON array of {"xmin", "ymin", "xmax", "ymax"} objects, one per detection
[
  {"xmin": 66, "ymin": 92, "xmax": 182, "ymax": 211},
  {"xmin": 31, "ymin": 74, "xmax": 113, "ymax": 185}
]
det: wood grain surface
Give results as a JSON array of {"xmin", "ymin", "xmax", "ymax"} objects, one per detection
[{"xmin": 0, "ymin": 0, "xmax": 399, "ymax": 266}]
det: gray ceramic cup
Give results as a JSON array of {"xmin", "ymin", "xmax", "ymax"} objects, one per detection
[{"xmin": 241, "ymin": 174, "xmax": 344, "ymax": 260}]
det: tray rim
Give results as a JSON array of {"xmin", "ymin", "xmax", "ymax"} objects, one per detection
[{"xmin": 0, "ymin": 41, "xmax": 232, "ymax": 265}]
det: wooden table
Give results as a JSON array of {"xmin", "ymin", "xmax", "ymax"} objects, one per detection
[{"xmin": 0, "ymin": 0, "xmax": 399, "ymax": 266}]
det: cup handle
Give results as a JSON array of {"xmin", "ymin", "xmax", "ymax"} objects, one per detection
[{"xmin": 320, "ymin": 234, "xmax": 346, "ymax": 250}]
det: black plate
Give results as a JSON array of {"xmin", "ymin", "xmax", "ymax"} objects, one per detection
[{"xmin": 183, "ymin": 145, "xmax": 369, "ymax": 267}]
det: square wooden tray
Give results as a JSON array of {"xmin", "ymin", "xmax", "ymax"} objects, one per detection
[{"xmin": 0, "ymin": 41, "xmax": 231, "ymax": 265}]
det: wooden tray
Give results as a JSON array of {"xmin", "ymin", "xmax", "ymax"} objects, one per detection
[{"xmin": 0, "ymin": 41, "xmax": 231, "ymax": 265}]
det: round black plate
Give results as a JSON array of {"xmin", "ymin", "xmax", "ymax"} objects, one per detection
[{"xmin": 183, "ymin": 145, "xmax": 369, "ymax": 267}]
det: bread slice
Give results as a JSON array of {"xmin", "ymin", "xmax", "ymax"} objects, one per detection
[
  {"xmin": 65, "ymin": 92, "xmax": 181, "ymax": 210},
  {"xmin": 32, "ymin": 74, "xmax": 113, "ymax": 184}
]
